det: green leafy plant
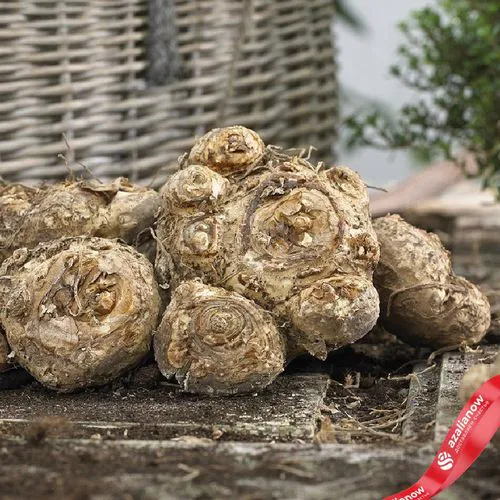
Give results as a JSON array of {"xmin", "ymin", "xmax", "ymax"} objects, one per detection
[{"xmin": 345, "ymin": 0, "xmax": 500, "ymax": 196}]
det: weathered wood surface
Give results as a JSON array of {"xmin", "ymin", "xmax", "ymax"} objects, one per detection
[
  {"xmin": 402, "ymin": 362, "xmax": 440, "ymax": 442},
  {"xmin": 0, "ymin": 374, "xmax": 330, "ymax": 442},
  {"xmin": 434, "ymin": 348, "xmax": 499, "ymax": 443},
  {"xmin": 1, "ymin": 346, "xmax": 499, "ymax": 498},
  {"xmin": 0, "ymin": 440, "xmax": 498, "ymax": 499}
]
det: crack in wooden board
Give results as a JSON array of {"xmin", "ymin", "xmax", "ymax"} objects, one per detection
[{"xmin": 402, "ymin": 362, "xmax": 440, "ymax": 442}]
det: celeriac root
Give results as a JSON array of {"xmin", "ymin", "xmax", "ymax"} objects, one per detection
[
  {"xmin": 0, "ymin": 237, "xmax": 160, "ymax": 391},
  {"xmin": 0, "ymin": 178, "xmax": 160, "ymax": 265},
  {"xmin": 373, "ymin": 215, "xmax": 490, "ymax": 348},
  {"xmin": 154, "ymin": 280, "xmax": 285, "ymax": 395},
  {"xmin": 156, "ymin": 126, "xmax": 380, "ymax": 363}
]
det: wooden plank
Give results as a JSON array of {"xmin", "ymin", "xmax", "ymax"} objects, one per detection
[
  {"xmin": 434, "ymin": 347, "xmax": 498, "ymax": 443},
  {"xmin": 0, "ymin": 374, "xmax": 329, "ymax": 443},
  {"xmin": 0, "ymin": 440, "xmax": 497, "ymax": 499},
  {"xmin": 402, "ymin": 363, "xmax": 440, "ymax": 442}
]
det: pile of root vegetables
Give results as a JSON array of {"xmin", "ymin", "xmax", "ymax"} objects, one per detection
[{"xmin": 0, "ymin": 127, "xmax": 492, "ymax": 395}]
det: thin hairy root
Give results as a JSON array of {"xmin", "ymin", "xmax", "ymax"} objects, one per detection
[
  {"xmin": 386, "ymin": 364, "xmax": 437, "ymax": 387},
  {"xmin": 426, "ymin": 343, "xmax": 466, "ymax": 365}
]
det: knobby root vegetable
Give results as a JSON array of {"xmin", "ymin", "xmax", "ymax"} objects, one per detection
[
  {"xmin": 0, "ymin": 178, "xmax": 160, "ymax": 265},
  {"xmin": 156, "ymin": 126, "xmax": 380, "ymax": 362},
  {"xmin": 185, "ymin": 126, "xmax": 265, "ymax": 176},
  {"xmin": 0, "ymin": 331, "xmax": 10, "ymax": 373},
  {"xmin": 0, "ymin": 237, "xmax": 160, "ymax": 391},
  {"xmin": 0, "ymin": 329, "xmax": 33, "ymax": 390},
  {"xmin": 459, "ymin": 352, "xmax": 500, "ymax": 403},
  {"xmin": 284, "ymin": 275, "xmax": 380, "ymax": 359},
  {"xmin": 458, "ymin": 352, "xmax": 500, "ymax": 448},
  {"xmin": 373, "ymin": 214, "xmax": 491, "ymax": 348},
  {"xmin": 154, "ymin": 280, "xmax": 286, "ymax": 395}
]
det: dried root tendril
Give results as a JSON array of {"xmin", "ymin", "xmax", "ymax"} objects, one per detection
[{"xmin": 386, "ymin": 281, "xmax": 468, "ymax": 318}]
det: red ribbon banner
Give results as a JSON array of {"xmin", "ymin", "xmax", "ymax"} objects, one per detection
[{"xmin": 384, "ymin": 374, "xmax": 500, "ymax": 500}]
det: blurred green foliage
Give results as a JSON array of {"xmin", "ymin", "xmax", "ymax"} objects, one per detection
[
  {"xmin": 345, "ymin": 0, "xmax": 500, "ymax": 197},
  {"xmin": 335, "ymin": 0, "xmax": 367, "ymax": 34}
]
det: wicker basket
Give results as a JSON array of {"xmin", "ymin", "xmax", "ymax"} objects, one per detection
[{"xmin": 0, "ymin": 0, "xmax": 338, "ymax": 187}]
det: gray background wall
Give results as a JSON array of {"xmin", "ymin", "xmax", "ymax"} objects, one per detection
[{"xmin": 336, "ymin": 0, "xmax": 433, "ymax": 186}]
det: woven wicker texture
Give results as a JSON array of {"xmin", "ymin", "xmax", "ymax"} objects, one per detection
[{"xmin": 0, "ymin": 0, "xmax": 337, "ymax": 187}]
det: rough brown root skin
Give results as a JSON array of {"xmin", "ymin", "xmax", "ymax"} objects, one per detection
[
  {"xmin": 0, "ymin": 178, "xmax": 160, "ymax": 265},
  {"xmin": 157, "ymin": 127, "xmax": 380, "ymax": 362},
  {"xmin": 154, "ymin": 280, "xmax": 286, "ymax": 395},
  {"xmin": 0, "ymin": 237, "xmax": 160, "ymax": 392},
  {"xmin": 285, "ymin": 276, "xmax": 380, "ymax": 360},
  {"xmin": 0, "ymin": 331, "xmax": 11, "ymax": 373},
  {"xmin": 374, "ymin": 215, "xmax": 491, "ymax": 348},
  {"xmin": 93, "ymin": 178, "xmax": 161, "ymax": 242},
  {"xmin": 186, "ymin": 126, "xmax": 266, "ymax": 176},
  {"xmin": 161, "ymin": 165, "xmax": 230, "ymax": 212},
  {"xmin": 459, "ymin": 355, "xmax": 499, "ymax": 403}
]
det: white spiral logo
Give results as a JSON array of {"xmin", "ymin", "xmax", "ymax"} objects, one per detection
[{"xmin": 437, "ymin": 451, "xmax": 454, "ymax": 471}]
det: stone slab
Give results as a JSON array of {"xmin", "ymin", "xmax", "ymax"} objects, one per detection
[{"xmin": 0, "ymin": 374, "xmax": 329, "ymax": 442}]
